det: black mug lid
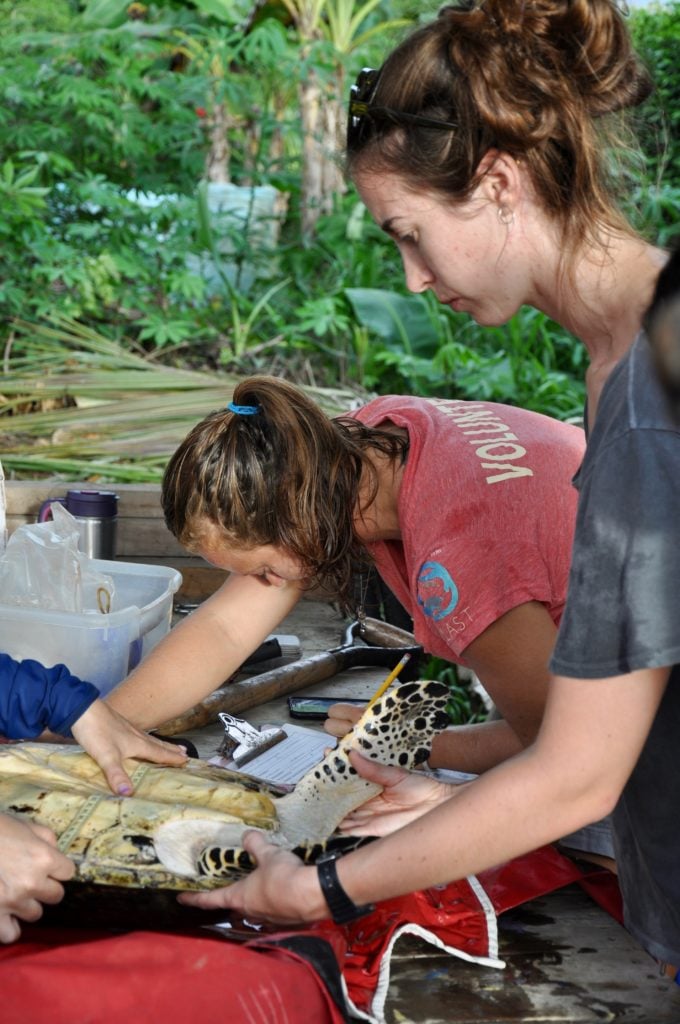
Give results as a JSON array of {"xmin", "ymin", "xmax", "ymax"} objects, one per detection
[{"xmin": 66, "ymin": 489, "xmax": 118, "ymax": 517}]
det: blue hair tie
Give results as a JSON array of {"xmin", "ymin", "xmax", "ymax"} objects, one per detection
[{"xmin": 228, "ymin": 401, "xmax": 261, "ymax": 415}]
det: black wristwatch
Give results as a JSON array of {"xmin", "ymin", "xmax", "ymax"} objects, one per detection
[{"xmin": 316, "ymin": 850, "xmax": 375, "ymax": 925}]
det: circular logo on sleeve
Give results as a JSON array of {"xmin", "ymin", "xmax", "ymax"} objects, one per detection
[{"xmin": 416, "ymin": 561, "xmax": 459, "ymax": 621}]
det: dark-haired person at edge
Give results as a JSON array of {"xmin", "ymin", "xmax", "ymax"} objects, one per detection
[
  {"xmin": 108, "ymin": 0, "xmax": 678, "ymax": 984},
  {"xmin": 0, "ymin": 653, "xmax": 187, "ymax": 943},
  {"xmin": 645, "ymin": 240, "xmax": 680, "ymax": 419}
]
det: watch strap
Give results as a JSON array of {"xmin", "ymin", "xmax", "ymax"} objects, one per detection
[{"xmin": 316, "ymin": 851, "xmax": 374, "ymax": 925}]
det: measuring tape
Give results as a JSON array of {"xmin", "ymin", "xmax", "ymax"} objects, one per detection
[{"xmin": 57, "ymin": 762, "xmax": 150, "ymax": 855}]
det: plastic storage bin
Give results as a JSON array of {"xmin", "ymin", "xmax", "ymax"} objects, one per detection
[{"xmin": 0, "ymin": 559, "xmax": 182, "ymax": 697}]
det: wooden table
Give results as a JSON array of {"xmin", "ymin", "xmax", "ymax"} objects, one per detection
[{"xmin": 181, "ymin": 596, "xmax": 680, "ymax": 1024}]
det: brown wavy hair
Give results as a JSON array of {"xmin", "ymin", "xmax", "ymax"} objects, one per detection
[
  {"xmin": 161, "ymin": 376, "xmax": 409, "ymax": 604},
  {"xmin": 347, "ymin": 0, "xmax": 653, "ymax": 259}
]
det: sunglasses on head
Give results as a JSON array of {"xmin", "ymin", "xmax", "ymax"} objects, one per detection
[{"xmin": 347, "ymin": 66, "xmax": 457, "ymax": 148}]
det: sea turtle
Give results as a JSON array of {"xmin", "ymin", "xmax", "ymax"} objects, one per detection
[{"xmin": 0, "ymin": 680, "xmax": 450, "ymax": 891}]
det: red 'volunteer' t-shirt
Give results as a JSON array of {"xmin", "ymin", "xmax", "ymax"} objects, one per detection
[{"xmin": 351, "ymin": 396, "xmax": 585, "ymax": 662}]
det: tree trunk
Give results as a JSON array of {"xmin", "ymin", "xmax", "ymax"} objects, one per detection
[
  {"xmin": 300, "ymin": 71, "xmax": 323, "ymax": 237},
  {"xmin": 300, "ymin": 72, "xmax": 346, "ymax": 238},
  {"xmin": 205, "ymin": 101, "xmax": 232, "ymax": 184},
  {"xmin": 321, "ymin": 91, "xmax": 345, "ymax": 200}
]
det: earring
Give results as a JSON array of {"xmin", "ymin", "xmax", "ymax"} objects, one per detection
[{"xmin": 497, "ymin": 205, "xmax": 514, "ymax": 226}]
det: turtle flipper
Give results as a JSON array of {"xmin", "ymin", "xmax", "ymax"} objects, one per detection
[
  {"xmin": 275, "ymin": 679, "xmax": 450, "ymax": 846},
  {"xmin": 154, "ymin": 820, "xmax": 375, "ymax": 882}
]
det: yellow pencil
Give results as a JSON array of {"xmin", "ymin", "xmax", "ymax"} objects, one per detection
[{"xmin": 365, "ymin": 652, "xmax": 412, "ymax": 710}]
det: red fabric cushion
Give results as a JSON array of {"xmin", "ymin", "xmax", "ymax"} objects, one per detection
[
  {"xmin": 0, "ymin": 927, "xmax": 347, "ymax": 1024},
  {"xmin": 0, "ymin": 846, "xmax": 620, "ymax": 1024}
]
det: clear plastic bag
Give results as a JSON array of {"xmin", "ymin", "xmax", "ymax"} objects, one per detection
[{"xmin": 0, "ymin": 502, "xmax": 114, "ymax": 614}]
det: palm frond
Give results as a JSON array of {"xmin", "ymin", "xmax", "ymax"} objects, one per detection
[{"xmin": 1, "ymin": 318, "xmax": 363, "ymax": 482}]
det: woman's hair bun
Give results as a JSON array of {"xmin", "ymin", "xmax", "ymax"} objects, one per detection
[{"xmin": 438, "ymin": 0, "xmax": 652, "ymax": 118}]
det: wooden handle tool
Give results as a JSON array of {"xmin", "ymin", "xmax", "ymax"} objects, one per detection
[{"xmin": 156, "ymin": 617, "xmax": 422, "ymax": 735}]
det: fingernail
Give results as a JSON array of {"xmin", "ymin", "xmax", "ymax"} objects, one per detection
[{"xmin": 117, "ymin": 784, "xmax": 132, "ymax": 796}]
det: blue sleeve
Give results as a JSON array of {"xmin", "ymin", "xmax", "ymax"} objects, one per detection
[{"xmin": 0, "ymin": 653, "xmax": 99, "ymax": 738}]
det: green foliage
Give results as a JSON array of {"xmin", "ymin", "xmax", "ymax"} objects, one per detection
[
  {"xmin": 629, "ymin": 182, "xmax": 680, "ymax": 247},
  {"xmin": 0, "ymin": 1, "xmax": 300, "ymax": 195},
  {"xmin": 0, "ymin": 14, "xmax": 205, "ymax": 193},
  {"xmin": 344, "ymin": 286, "xmax": 586, "ymax": 417},
  {"xmin": 0, "ymin": 161, "xmax": 50, "ymax": 223},
  {"xmin": 630, "ymin": 1, "xmax": 680, "ymax": 188},
  {"xmin": 0, "ymin": 0, "xmax": 677, "ymax": 483},
  {"xmin": 421, "ymin": 657, "xmax": 488, "ymax": 726},
  {"xmin": 0, "ymin": 168, "xmax": 202, "ymax": 335}
]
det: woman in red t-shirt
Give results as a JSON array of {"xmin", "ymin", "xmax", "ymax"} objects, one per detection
[{"xmin": 110, "ymin": 375, "xmax": 584, "ymax": 777}]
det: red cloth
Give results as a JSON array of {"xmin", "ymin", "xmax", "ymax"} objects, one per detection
[
  {"xmin": 576, "ymin": 867, "xmax": 624, "ymax": 924},
  {"xmin": 0, "ymin": 846, "xmax": 619, "ymax": 1024},
  {"xmin": 312, "ymin": 844, "xmax": 595, "ymax": 1020},
  {"xmin": 0, "ymin": 927, "xmax": 347, "ymax": 1024}
]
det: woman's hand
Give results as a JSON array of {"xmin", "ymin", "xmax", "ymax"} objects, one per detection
[
  {"xmin": 323, "ymin": 702, "xmax": 364, "ymax": 739},
  {"xmin": 178, "ymin": 761, "xmax": 462, "ymax": 923},
  {"xmin": 0, "ymin": 813, "xmax": 75, "ymax": 944},
  {"xmin": 338, "ymin": 751, "xmax": 459, "ymax": 836},
  {"xmin": 71, "ymin": 699, "xmax": 188, "ymax": 796},
  {"xmin": 178, "ymin": 830, "xmax": 326, "ymax": 925}
]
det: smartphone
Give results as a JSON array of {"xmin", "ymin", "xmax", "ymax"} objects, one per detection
[{"xmin": 287, "ymin": 696, "xmax": 366, "ymax": 720}]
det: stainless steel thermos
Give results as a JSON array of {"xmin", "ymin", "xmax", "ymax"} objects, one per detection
[{"xmin": 38, "ymin": 489, "xmax": 118, "ymax": 560}]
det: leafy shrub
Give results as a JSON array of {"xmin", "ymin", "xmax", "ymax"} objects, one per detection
[
  {"xmin": 0, "ymin": 0, "xmax": 677, "ymax": 442},
  {"xmin": 631, "ymin": 0, "xmax": 680, "ymax": 188},
  {"xmin": 0, "ymin": 3, "xmax": 206, "ymax": 194}
]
